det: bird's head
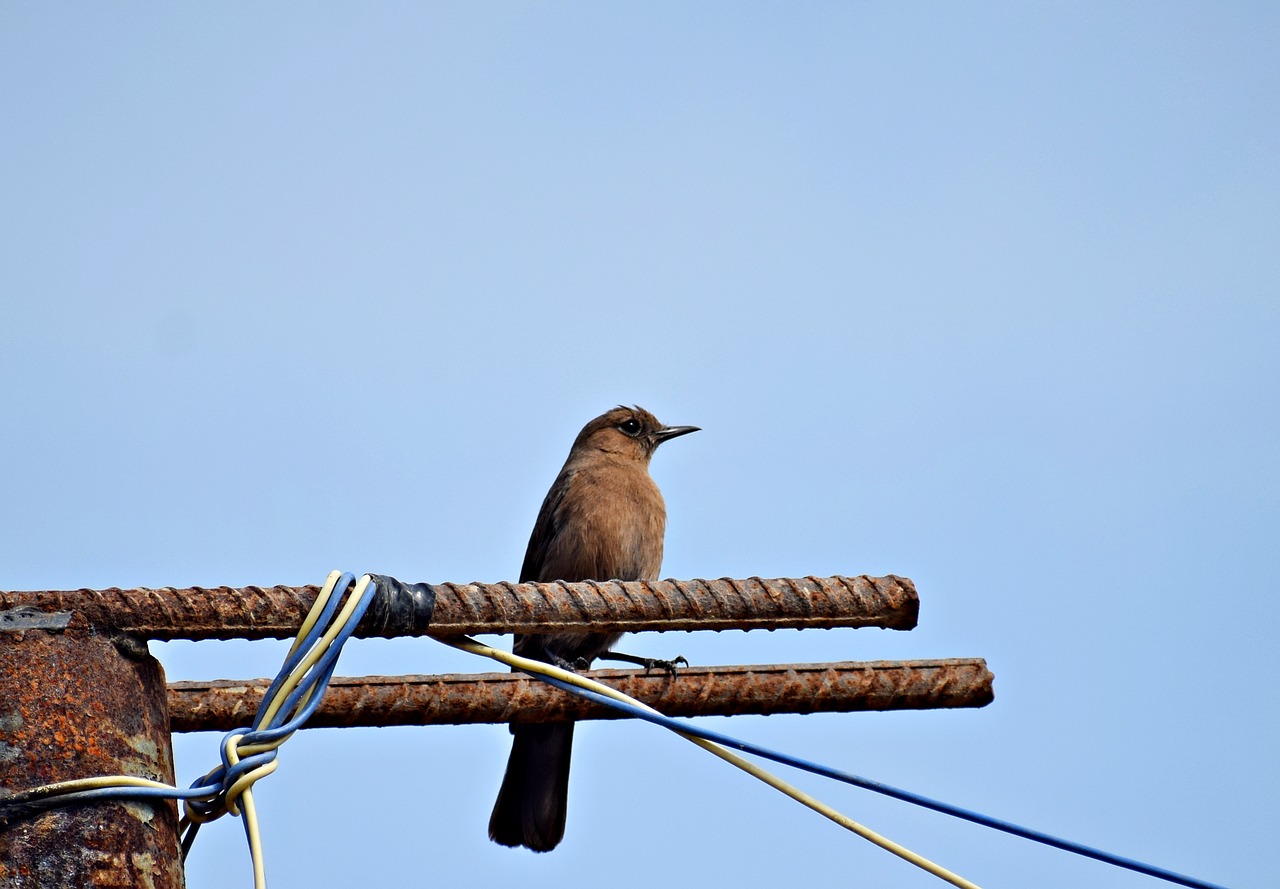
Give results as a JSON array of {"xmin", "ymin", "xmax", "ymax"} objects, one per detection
[{"xmin": 569, "ymin": 405, "xmax": 699, "ymax": 464}]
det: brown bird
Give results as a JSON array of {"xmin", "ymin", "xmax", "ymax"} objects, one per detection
[{"xmin": 488, "ymin": 405, "xmax": 699, "ymax": 852}]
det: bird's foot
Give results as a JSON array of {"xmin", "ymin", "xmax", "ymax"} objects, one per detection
[
  {"xmin": 644, "ymin": 654, "xmax": 688, "ymax": 675},
  {"xmin": 598, "ymin": 651, "xmax": 689, "ymax": 675},
  {"xmin": 548, "ymin": 654, "xmax": 590, "ymax": 671}
]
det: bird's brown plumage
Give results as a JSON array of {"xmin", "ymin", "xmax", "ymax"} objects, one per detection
[{"xmin": 487, "ymin": 405, "xmax": 698, "ymax": 852}]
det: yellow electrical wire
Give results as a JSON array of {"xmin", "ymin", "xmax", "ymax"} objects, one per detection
[
  {"xmin": 181, "ymin": 571, "xmax": 372, "ymax": 889},
  {"xmin": 448, "ymin": 636, "xmax": 982, "ymax": 889},
  {"xmin": 5, "ymin": 774, "xmax": 188, "ymax": 800},
  {"xmin": 287, "ymin": 569, "xmax": 344, "ymax": 658},
  {"xmin": 244, "ymin": 571, "xmax": 357, "ymax": 743},
  {"xmin": 10, "ymin": 570, "xmax": 373, "ymax": 889},
  {"xmin": 9, "ymin": 572, "xmax": 979, "ymax": 888}
]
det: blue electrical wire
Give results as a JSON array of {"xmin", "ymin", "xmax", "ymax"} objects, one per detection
[
  {"xmin": 184, "ymin": 572, "xmax": 378, "ymax": 826},
  {"xmin": 2, "ymin": 570, "xmax": 377, "ymax": 873},
  {"xmin": 531, "ymin": 672, "xmax": 1230, "ymax": 889},
  {"xmin": 3, "ymin": 569, "xmax": 1231, "ymax": 889},
  {"xmin": 3, "ymin": 781, "xmax": 225, "ymax": 815},
  {"xmin": 0, "ymin": 569, "xmax": 381, "ymax": 888},
  {"xmin": 251, "ymin": 573, "xmax": 348, "ymax": 722}
]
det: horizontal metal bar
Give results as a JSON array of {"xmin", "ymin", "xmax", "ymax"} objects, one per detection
[
  {"xmin": 0, "ymin": 575, "xmax": 918, "ymax": 641},
  {"xmin": 167, "ymin": 658, "xmax": 991, "ymax": 731}
]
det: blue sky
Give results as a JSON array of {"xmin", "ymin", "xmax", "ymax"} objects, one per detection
[{"xmin": 2, "ymin": 5, "xmax": 1276, "ymax": 888}]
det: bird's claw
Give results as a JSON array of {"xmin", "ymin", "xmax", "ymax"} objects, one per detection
[
  {"xmin": 549, "ymin": 654, "xmax": 591, "ymax": 671},
  {"xmin": 642, "ymin": 655, "xmax": 688, "ymax": 675}
]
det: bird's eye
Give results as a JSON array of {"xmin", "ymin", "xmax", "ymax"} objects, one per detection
[{"xmin": 619, "ymin": 418, "xmax": 642, "ymax": 436}]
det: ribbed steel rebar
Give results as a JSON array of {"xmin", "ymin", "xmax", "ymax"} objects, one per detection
[
  {"xmin": 0, "ymin": 575, "xmax": 918, "ymax": 641},
  {"xmin": 167, "ymin": 658, "xmax": 990, "ymax": 731}
]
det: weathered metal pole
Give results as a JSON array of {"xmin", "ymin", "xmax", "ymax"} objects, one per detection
[
  {"xmin": 167, "ymin": 658, "xmax": 995, "ymax": 732},
  {"xmin": 0, "ymin": 610, "xmax": 184, "ymax": 889}
]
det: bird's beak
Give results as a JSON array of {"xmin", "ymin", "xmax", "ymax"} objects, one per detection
[{"xmin": 653, "ymin": 424, "xmax": 700, "ymax": 444}]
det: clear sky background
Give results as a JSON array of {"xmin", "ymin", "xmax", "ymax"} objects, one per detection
[{"xmin": 2, "ymin": 5, "xmax": 1276, "ymax": 888}]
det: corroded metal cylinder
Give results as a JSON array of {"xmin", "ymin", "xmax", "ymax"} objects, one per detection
[{"xmin": 0, "ymin": 612, "xmax": 184, "ymax": 889}]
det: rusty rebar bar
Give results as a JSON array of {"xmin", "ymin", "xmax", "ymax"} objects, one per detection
[
  {"xmin": 0, "ymin": 575, "xmax": 918, "ymax": 641},
  {"xmin": 167, "ymin": 658, "xmax": 991, "ymax": 732}
]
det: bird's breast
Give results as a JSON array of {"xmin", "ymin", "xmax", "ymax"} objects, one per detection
[{"xmin": 541, "ymin": 464, "xmax": 667, "ymax": 583}]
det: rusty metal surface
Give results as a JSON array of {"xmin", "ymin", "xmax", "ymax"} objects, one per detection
[
  {"xmin": 0, "ymin": 615, "xmax": 184, "ymax": 888},
  {"xmin": 0, "ymin": 575, "xmax": 918, "ymax": 641},
  {"xmin": 167, "ymin": 658, "xmax": 991, "ymax": 732}
]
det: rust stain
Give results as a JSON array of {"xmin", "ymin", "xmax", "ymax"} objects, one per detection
[{"xmin": 0, "ymin": 623, "xmax": 184, "ymax": 888}]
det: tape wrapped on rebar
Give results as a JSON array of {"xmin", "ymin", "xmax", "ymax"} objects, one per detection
[{"xmin": 358, "ymin": 575, "xmax": 437, "ymax": 635}]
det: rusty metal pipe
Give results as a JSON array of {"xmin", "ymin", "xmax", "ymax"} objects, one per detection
[
  {"xmin": 0, "ymin": 614, "xmax": 184, "ymax": 888},
  {"xmin": 0, "ymin": 575, "xmax": 918, "ymax": 641},
  {"xmin": 167, "ymin": 658, "xmax": 992, "ymax": 732}
]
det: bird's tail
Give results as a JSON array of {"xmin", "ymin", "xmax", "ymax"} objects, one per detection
[{"xmin": 488, "ymin": 722, "xmax": 574, "ymax": 852}]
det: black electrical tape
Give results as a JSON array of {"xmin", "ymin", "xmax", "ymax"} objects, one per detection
[{"xmin": 359, "ymin": 574, "xmax": 437, "ymax": 636}]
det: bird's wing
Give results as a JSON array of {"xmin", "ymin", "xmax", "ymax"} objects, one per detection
[{"xmin": 518, "ymin": 469, "xmax": 573, "ymax": 583}]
